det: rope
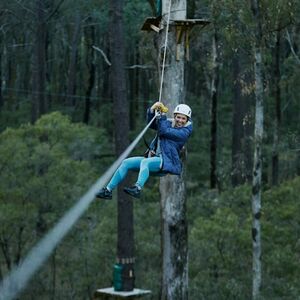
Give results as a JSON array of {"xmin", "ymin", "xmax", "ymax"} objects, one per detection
[{"xmin": 158, "ymin": 0, "xmax": 172, "ymax": 103}]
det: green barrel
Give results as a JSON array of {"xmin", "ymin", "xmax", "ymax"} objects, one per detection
[{"xmin": 113, "ymin": 264, "xmax": 123, "ymax": 291}]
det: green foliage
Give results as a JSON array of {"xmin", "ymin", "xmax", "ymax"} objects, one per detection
[
  {"xmin": 0, "ymin": 0, "xmax": 300, "ymax": 298},
  {"xmin": 1, "ymin": 111, "xmax": 300, "ymax": 299},
  {"xmin": 188, "ymin": 177, "xmax": 300, "ymax": 299},
  {"xmin": 0, "ymin": 112, "xmax": 111, "ymax": 298}
]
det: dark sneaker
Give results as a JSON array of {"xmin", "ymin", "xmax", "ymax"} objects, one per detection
[
  {"xmin": 96, "ymin": 187, "xmax": 112, "ymax": 200},
  {"xmin": 123, "ymin": 186, "xmax": 141, "ymax": 199}
]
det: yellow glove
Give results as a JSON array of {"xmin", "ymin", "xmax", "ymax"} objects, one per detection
[
  {"xmin": 151, "ymin": 101, "xmax": 161, "ymax": 111},
  {"xmin": 151, "ymin": 102, "xmax": 168, "ymax": 113},
  {"xmin": 160, "ymin": 103, "xmax": 168, "ymax": 113}
]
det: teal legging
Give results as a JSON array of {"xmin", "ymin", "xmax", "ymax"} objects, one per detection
[{"xmin": 107, "ymin": 156, "xmax": 162, "ymax": 190}]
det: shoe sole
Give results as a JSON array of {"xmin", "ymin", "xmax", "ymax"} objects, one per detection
[
  {"xmin": 95, "ymin": 194, "xmax": 112, "ymax": 200},
  {"xmin": 123, "ymin": 189, "xmax": 141, "ymax": 199}
]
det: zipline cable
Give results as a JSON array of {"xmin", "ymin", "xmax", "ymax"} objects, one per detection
[
  {"xmin": 0, "ymin": 114, "xmax": 157, "ymax": 300},
  {"xmin": 158, "ymin": 0, "xmax": 172, "ymax": 103}
]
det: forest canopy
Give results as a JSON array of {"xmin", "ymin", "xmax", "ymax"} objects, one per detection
[{"xmin": 0, "ymin": 0, "xmax": 299, "ymax": 299}]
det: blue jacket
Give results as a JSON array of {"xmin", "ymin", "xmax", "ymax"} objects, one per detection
[{"xmin": 147, "ymin": 108, "xmax": 193, "ymax": 175}]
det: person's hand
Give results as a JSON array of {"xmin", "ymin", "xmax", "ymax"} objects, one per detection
[
  {"xmin": 151, "ymin": 102, "xmax": 168, "ymax": 113},
  {"xmin": 151, "ymin": 101, "xmax": 161, "ymax": 111}
]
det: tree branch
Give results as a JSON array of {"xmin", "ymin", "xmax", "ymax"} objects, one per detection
[
  {"xmin": 46, "ymin": 0, "xmax": 65, "ymax": 22},
  {"xmin": 125, "ymin": 64, "xmax": 155, "ymax": 69},
  {"xmin": 285, "ymin": 29, "xmax": 300, "ymax": 65},
  {"xmin": 15, "ymin": 0, "xmax": 35, "ymax": 16},
  {"xmin": 92, "ymin": 45, "xmax": 111, "ymax": 66}
]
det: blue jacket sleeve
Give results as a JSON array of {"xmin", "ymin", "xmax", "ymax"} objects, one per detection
[{"xmin": 158, "ymin": 115, "xmax": 192, "ymax": 143}]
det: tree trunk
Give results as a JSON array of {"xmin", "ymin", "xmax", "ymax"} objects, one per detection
[
  {"xmin": 250, "ymin": 0, "xmax": 264, "ymax": 298},
  {"xmin": 271, "ymin": 30, "xmax": 281, "ymax": 186},
  {"xmin": 51, "ymin": 250, "xmax": 57, "ymax": 300},
  {"xmin": 159, "ymin": 1, "xmax": 188, "ymax": 299},
  {"xmin": 31, "ymin": 0, "xmax": 47, "ymax": 123},
  {"xmin": 210, "ymin": 27, "xmax": 219, "ymax": 189},
  {"xmin": 0, "ymin": 49, "xmax": 3, "ymax": 109},
  {"xmin": 129, "ymin": 41, "xmax": 140, "ymax": 130},
  {"xmin": 231, "ymin": 53, "xmax": 254, "ymax": 186},
  {"xmin": 0, "ymin": 237, "xmax": 12, "ymax": 271},
  {"xmin": 83, "ymin": 22, "xmax": 96, "ymax": 124},
  {"xmin": 110, "ymin": 0, "xmax": 133, "ymax": 291},
  {"xmin": 231, "ymin": 53, "xmax": 244, "ymax": 186},
  {"xmin": 66, "ymin": 13, "xmax": 81, "ymax": 107}
]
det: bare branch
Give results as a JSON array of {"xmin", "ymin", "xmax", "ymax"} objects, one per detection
[
  {"xmin": 46, "ymin": 0, "xmax": 65, "ymax": 22},
  {"xmin": 15, "ymin": 0, "xmax": 35, "ymax": 16},
  {"xmin": 125, "ymin": 64, "xmax": 155, "ymax": 69},
  {"xmin": 285, "ymin": 29, "xmax": 300, "ymax": 65},
  {"xmin": 92, "ymin": 45, "xmax": 111, "ymax": 66}
]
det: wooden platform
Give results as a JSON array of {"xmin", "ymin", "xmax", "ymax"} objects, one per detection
[
  {"xmin": 94, "ymin": 287, "xmax": 151, "ymax": 299},
  {"xmin": 141, "ymin": 17, "xmax": 210, "ymax": 32},
  {"xmin": 141, "ymin": 17, "xmax": 162, "ymax": 32}
]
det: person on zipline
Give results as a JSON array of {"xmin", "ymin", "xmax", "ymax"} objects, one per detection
[{"xmin": 96, "ymin": 101, "xmax": 193, "ymax": 199}]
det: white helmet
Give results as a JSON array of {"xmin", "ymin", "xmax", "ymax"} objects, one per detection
[{"xmin": 173, "ymin": 104, "xmax": 192, "ymax": 118}]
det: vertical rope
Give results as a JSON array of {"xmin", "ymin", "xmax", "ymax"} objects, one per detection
[{"xmin": 158, "ymin": 0, "xmax": 172, "ymax": 103}]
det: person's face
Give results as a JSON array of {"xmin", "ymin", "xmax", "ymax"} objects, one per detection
[{"xmin": 174, "ymin": 113, "xmax": 188, "ymax": 128}]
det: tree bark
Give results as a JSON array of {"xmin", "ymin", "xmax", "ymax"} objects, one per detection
[
  {"xmin": 250, "ymin": 0, "xmax": 264, "ymax": 298},
  {"xmin": 159, "ymin": 1, "xmax": 188, "ymax": 299},
  {"xmin": 109, "ymin": 0, "xmax": 133, "ymax": 291}
]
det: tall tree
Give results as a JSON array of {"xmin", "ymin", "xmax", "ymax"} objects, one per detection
[
  {"xmin": 66, "ymin": 12, "xmax": 81, "ymax": 107},
  {"xmin": 209, "ymin": 26, "xmax": 220, "ymax": 189},
  {"xmin": 250, "ymin": 0, "xmax": 264, "ymax": 298},
  {"xmin": 83, "ymin": 20, "xmax": 96, "ymax": 124},
  {"xmin": 109, "ymin": 0, "xmax": 133, "ymax": 291},
  {"xmin": 231, "ymin": 53, "xmax": 245, "ymax": 186},
  {"xmin": 271, "ymin": 29, "xmax": 281, "ymax": 186},
  {"xmin": 32, "ymin": 0, "xmax": 48, "ymax": 123},
  {"xmin": 0, "ymin": 49, "xmax": 2, "ymax": 109},
  {"xmin": 159, "ymin": 1, "xmax": 188, "ymax": 299},
  {"xmin": 231, "ymin": 53, "xmax": 253, "ymax": 186}
]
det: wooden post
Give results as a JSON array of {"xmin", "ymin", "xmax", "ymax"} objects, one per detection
[{"xmin": 158, "ymin": 1, "xmax": 188, "ymax": 299}]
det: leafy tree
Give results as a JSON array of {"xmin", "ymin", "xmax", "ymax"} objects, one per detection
[{"xmin": 0, "ymin": 112, "xmax": 110, "ymax": 298}]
